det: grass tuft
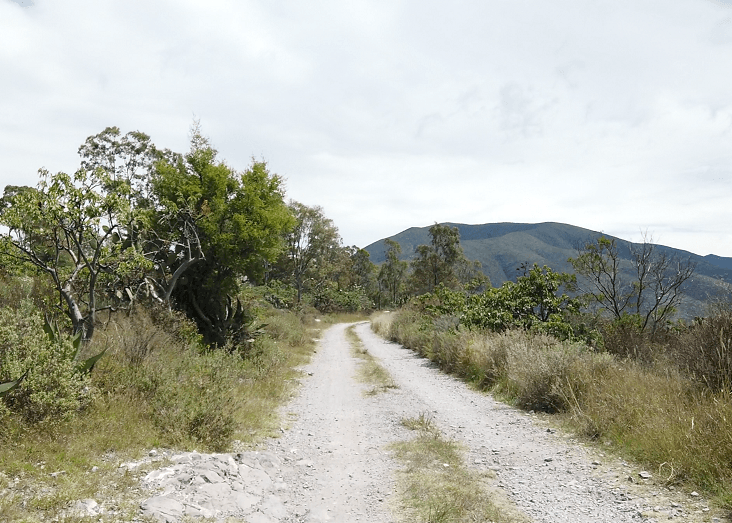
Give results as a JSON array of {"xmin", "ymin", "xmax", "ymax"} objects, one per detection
[
  {"xmin": 392, "ymin": 412, "xmax": 527, "ymax": 523},
  {"xmin": 346, "ymin": 324, "xmax": 397, "ymax": 395}
]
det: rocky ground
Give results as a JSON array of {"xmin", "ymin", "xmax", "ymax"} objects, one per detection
[{"xmin": 129, "ymin": 322, "xmax": 728, "ymax": 523}]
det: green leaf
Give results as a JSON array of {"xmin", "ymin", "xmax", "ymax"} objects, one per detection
[
  {"xmin": 0, "ymin": 369, "xmax": 29, "ymax": 397},
  {"xmin": 77, "ymin": 348, "xmax": 107, "ymax": 375},
  {"xmin": 71, "ymin": 331, "xmax": 83, "ymax": 354},
  {"xmin": 42, "ymin": 315, "xmax": 58, "ymax": 342}
]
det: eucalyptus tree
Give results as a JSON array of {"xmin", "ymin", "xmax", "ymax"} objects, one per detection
[
  {"xmin": 409, "ymin": 223, "xmax": 486, "ymax": 295},
  {"xmin": 378, "ymin": 238, "xmax": 408, "ymax": 307}
]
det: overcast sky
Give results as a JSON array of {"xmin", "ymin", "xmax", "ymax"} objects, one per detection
[{"xmin": 2, "ymin": 0, "xmax": 732, "ymax": 256}]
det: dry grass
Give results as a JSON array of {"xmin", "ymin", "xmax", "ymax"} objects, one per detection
[
  {"xmin": 0, "ymin": 303, "xmax": 318, "ymax": 522},
  {"xmin": 391, "ymin": 412, "xmax": 527, "ymax": 523},
  {"xmin": 379, "ymin": 308, "xmax": 732, "ymax": 508},
  {"xmin": 346, "ymin": 324, "xmax": 397, "ymax": 395}
]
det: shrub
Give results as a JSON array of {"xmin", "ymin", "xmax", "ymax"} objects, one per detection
[
  {"xmin": 0, "ymin": 301, "xmax": 90, "ymax": 422},
  {"xmin": 0, "ymin": 274, "xmax": 55, "ymax": 314},
  {"xmin": 674, "ymin": 310, "xmax": 732, "ymax": 391}
]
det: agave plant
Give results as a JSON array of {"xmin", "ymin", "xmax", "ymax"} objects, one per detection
[
  {"xmin": 43, "ymin": 316, "xmax": 107, "ymax": 375},
  {"xmin": 0, "ymin": 369, "xmax": 29, "ymax": 398}
]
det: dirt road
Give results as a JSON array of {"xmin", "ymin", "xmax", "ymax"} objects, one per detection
[{"xmin": 140, "ymin": 322, "xmax": 721, "ymax": 522}]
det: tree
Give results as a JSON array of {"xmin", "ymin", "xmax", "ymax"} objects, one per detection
[
  {"xmin": 409, "ymin": 223, "xmax": 486, "ymax": 295},
  {"xmin": 569, "ymin": 235, "xmax": 695, "ymax": 335},
  {"xmin": 349, "ymin": 247, "xmax": 378, "ymax": 296},
  {"xmin": 0, "ymin": 167, "xmax": 149, "ymax": 342},
  {"xmin": 378, "ymin": 239, "xmax": 408, "ymax": 307},
  {"xmin": 0, "ymin": 124, "xmax": 295, "ymax": 349},
  {"xmin": 151, "ymin": 127, "xmax": 294, "ymax": 345},
  {"xmin": 274, "ymin": 201, "xmax": 341, "ymax": 304}
]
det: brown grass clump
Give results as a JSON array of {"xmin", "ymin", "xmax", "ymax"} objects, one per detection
[{"xmin": 392, "ymin": 412, "xmax": 527, "ymax": 523}]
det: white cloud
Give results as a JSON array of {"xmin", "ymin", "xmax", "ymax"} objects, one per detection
[{"xmin": 2, "ymin": 0, "xmax": 732, "ymax": 256}]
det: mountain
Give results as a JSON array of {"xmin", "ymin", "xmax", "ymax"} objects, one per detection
[{"xmin": 363, "ymin": 222, "xmax": 732, "ymax": 319}]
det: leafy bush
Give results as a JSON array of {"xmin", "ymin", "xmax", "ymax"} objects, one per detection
[
  {"xmin": 263, "ymin": 281, "xmax": 299, "ymax": 310},
  {"xmin": 0, "ymin": 302, "xmax": 90, "ymax": 422},
  {"xmin": 311, "ymin": 281, "xmax": 371, "ymax": 313},
  {"xmin": 413, "ymin": 266, "xmax": 591, "ymax": 342}
]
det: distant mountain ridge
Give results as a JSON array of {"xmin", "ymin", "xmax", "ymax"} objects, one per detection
[{"xmin": 363, "ymin": 222, "xmax": 732, "ymax": 319}]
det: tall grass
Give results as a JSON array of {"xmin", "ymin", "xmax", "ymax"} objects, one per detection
[{"xmin": 375, "ymin": 308, "xmax": 732, "ymax": 504}]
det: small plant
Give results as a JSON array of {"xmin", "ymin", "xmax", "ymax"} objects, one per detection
[{"xmin": 401, "ymin": 411, "xmax": 436, "ymax": 432}]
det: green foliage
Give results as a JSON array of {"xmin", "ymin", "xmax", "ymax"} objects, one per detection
[
  {"xmin": 415, "ymin": 264, "xmax": 588, "ymax": 342},
  {"xmin": 0, "ymin": 161, "xmax": 152, "ymax": 342},
  {"xmin": 0, "ymin": 302, "xmax": 91, "ymax": 422},
  {"xmin": 408, "ymin": 223, "xmax": 487, "ymax": 295},
  {"xmin": 378, "ymin": 238, "xmax": 408, "ymax": 307},
  {"xmin": 463, "ymin": 265, "xmax": 585, "ymax": 340},
  {"xmin": 271, "ymin": 201, "xmax": 341, "ymax": 304},
  {"xmin": 263, "ymin": 280, "xmax": 299, "ymax": 309},
  {"xmin": 152, "ymin": 129, "xmax": 294, "ymax": 347},
  {"xmin": 41, "ymin": 315, "xmax": 108, "ymax": 375},
  {"xmin": 311, "ymin": 281, "xmax": 371, "ymax": 313}
]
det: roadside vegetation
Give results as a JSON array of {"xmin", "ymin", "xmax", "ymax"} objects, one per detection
[
  {"xmin": 4, "ymin": 122, "xmax": 732, "ymax": 519},
  {"xmin": 372, "ymin": 232, "xmax": 732, "ymax": 509},
  {"xmin": 391, "ymin": 412, "xmax": 527, "ymax": 523},
  {"xmin": 0, "ymin": 124, "xmax": 380, "ymax": 521}
]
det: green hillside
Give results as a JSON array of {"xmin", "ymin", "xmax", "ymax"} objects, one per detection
[{"xmin": 364, "ymin": 222, "xmax": 732, "ymax": 318}]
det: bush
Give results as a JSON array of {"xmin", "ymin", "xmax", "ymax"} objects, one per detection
[
  {"xmin": 674, "ymin": 309, "xmax": 732, "ymax": 391},
  {"xmin": 0, "ymin": 301, "xmax": 90, "ymax": 423},
  {"xmin": 0, "ymin": 274, "xmax": 55, "ymax": 314},
  {"xmin": 311, "ymin": 282, "xmax": 372, "ymax": 313}
]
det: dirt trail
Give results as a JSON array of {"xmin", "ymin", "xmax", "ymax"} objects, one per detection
[{"xmin": 140, "ymin": 322, "xmax": 723, "ymax": 522}]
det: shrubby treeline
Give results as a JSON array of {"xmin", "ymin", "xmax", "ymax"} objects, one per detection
[{"xmin": 0, "ymin": 124, "xmax": 371, "ymax": 434}]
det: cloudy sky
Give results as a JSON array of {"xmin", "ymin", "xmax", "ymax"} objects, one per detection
[{"xmin": 2, "ymin": 0, "xmax": 732, "ymax": 256}]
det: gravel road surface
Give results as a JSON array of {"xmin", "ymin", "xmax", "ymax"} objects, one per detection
[{"xmin": 138, "ymin": 322, "xmax": 723, "ymax": 523}]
